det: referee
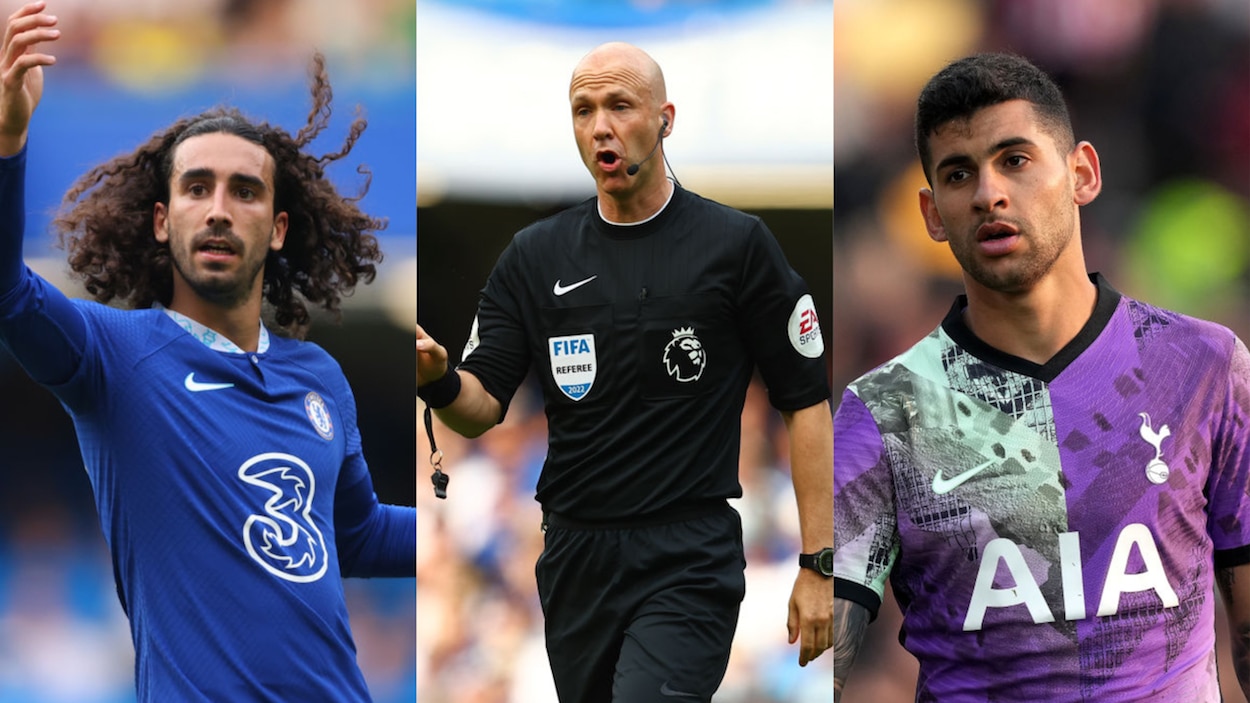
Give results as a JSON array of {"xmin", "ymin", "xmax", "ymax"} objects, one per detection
[{"xmin": 417, "ymin": 42, "xmax": 833, "ymax": 702}]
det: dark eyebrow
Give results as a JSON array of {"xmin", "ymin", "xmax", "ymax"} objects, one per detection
[
  {"xmin": 934, "ymin": 136, "xmax": 1037, "ymax": 175},
  {"xmin": 178, "ymin": 168, "xmax": 267, "ymax": 192}
]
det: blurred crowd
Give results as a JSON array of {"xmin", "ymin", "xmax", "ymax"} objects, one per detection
[
  {"xmin": 416, "ymin": 376, "xmax": 834, "ymax": 702},
  {"xmin": 27, "ymin": 0, "xmax": 413, "ymax": 87},
  {"xmin": 833, "ymin": 0, "xmax": 1249, "ymax": 701}
]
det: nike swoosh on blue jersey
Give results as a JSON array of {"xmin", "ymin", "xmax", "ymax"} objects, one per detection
[{"xmin": 184, "ymin": 373, "xmax": 235, "ymax": 392}]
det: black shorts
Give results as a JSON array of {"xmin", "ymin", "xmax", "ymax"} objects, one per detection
[{"xmin": 535, "ymin": 501, "xmax": 747, "ymax": 703}]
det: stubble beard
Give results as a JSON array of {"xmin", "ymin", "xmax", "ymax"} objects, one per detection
[
  {"xmin": 954, "ymin": 209, "xmax": 1075, "ymax": 294},
  {"xmin": 168, "ymin": 230, "xmax": 268, "ymax": 310}
]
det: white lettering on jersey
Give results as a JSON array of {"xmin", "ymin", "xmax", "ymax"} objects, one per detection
[
  {"xmin": 1097, "ymin": 522, "xmax": 1178, "ymax": 616},
  {"xmin": 964, "ymin": 523, "xmax": 1176, "ymax": 631},
  {"xmin": 964, "ymin": 537, "xmax": 1054, "ymax": 631},
  {"xmin": 1058, "ymin": 530, "xmax": 1085, "ymax": 620},
  {"xmin": 238, "ymin": 452, "xmax": 328, "ymax": 583},
  {"xmin": 549, "ymin": 334, "xmax": 596, "ymax": 401},
  {"xmin": 787, "ymin": 294, "xmax": 824, "ymax": 359}
]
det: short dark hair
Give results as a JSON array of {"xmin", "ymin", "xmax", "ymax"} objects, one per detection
[{"xmin": 915, "ymin": 53, "xmax": 1074, "ymax": 184}]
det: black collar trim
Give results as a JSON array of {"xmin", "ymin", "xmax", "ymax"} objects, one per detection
[{"xmin": 940, "ymin": 273, "xmax": 1121, "ymax": 383}]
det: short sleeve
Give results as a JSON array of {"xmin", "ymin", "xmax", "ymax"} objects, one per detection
[
  {"xmin": 833, "ymin": 387, "xmax": 900, "ymax": 618},
  {"xmin": 1209, "ymin": 335, "xmax": 1250, "ymax": 568},
  {"xmin": 737, "ymin": 219, "xmax": 830, "ymax": 411}
]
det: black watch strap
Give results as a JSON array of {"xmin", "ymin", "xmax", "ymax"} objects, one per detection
[{"xmin": 799, "ymin": 547, "xmax": 834, "ymax": 577}]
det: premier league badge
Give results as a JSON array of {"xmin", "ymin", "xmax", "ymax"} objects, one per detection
[
  {"xmin": 663, "ymin": 327, "xmax": 706, "ymax": 383},
  {"xmin": 549, "ymin": 334, "xmax": 596, "ymax": 401}
]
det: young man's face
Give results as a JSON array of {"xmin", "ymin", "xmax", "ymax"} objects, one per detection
[
  {"xmin": 154, "ymin": 132, "xmax": 288, "ymax": 309},
  {"xmin": 918, "ymin": 99, "xmax": 1098, "ymax": 294}
]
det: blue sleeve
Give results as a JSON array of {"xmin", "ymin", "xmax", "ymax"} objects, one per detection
[
  {"xmin": 334, "ymin": 455, "xmax": 416, "ymax": 578},
  {"xmin": 0, "ymin": 148, "xmax": 25, "ymax": 295},
  {"xmin": 0, "ymin": 147, "xmax": 89, "ymax": 386},
  {"xmin": 331, "ymin": 373, "xmax": 416, "ymax": 578}
]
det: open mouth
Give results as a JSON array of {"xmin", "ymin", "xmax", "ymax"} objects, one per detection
[
  {"xmin": 976, "ymin": 222, "xmax": 1018, "ymax": 242},
  {"xmin": 596, "ymin": 150, "xmax": 620, "ymax": 167},
  {"xmin": 197, "ymin": 237, "xmax": 239, "ymax": 259}
]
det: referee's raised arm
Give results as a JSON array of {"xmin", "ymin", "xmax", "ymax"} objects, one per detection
[{"xmin": 416, "ymin": 322, "xmax": 501, "ymax": 438}]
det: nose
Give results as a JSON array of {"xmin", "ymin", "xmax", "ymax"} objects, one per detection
[
  {"xmin": 206, "ymin": 187, "xmax": 233, "ymax": 229},
  {"xmin": 591, "ymin": 109, "xmax": 613, "ymax": 140},
  {"xmin": 971, "ymin": 169, "xmax": 1008, "ymax": 213}
]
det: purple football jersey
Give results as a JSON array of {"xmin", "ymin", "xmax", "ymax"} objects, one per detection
[{"xmin": 834, "ymin": 276, "xmax": 1250, "ymax": 702}]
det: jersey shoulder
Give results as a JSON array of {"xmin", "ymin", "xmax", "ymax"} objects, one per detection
[
  {"xmin": 676, "ymin": 187, "xmax": 767, "ymax": 237},
  {"xmin": 848, "ymin": 325, "xmax": 947, "ymax": 398},
  {"xmin": 510, "ymin": 196, "xmax": 598, "ymax": 250},
  {"xmin": 269, "ymin": 334, "xmax": 346, "ymax": 381},
  {"xmin": 1119, "ymin": 293, "xmax": 1239, "ymax": 357}
]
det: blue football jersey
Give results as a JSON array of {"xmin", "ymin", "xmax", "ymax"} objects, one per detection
[{"xmin": 0, "ymin": 148, "xmax": 414, "ymax": 701}]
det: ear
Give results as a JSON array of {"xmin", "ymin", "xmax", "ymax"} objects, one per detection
[
  {"xmin": 153, "ymin": 202, "xmax": 169, "ymax": 243},
  {"xmin": 1071, "ymin": 141, "xmax": 1102, "ymax": 206},
  {"xmin": 269, "ymin": 211, "xmax": 288, "ymax": 252},
  {"xmin": 918, "ymin": 187, "xmax": 948, "ymax": 242},
  {"xmin": 660, "ymin": 103, "xmax": 675, "ymax": 137}
]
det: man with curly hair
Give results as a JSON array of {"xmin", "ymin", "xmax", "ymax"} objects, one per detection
[{"xmin": 0, "ymin": 3, "xmax": 415, "ymax": 700}]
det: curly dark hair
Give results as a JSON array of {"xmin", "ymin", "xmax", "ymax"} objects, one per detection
[
  {"xmin": 51, "ymin": 53, "xmax": 386, "ymax": 339},
  {"xmin": 915, "ymin": 52, "xmax": 1075, "ymax": 185}
]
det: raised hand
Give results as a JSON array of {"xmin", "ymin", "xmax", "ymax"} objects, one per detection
[{"xmin": 0, "ymin": 1, "xmax": 58, "ymax": 155}]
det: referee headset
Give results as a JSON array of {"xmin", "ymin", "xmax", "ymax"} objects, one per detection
[
  {"xmin": 626, "ymin": 116, "xmax": 680, "ymax": 186},
  {"xmin": 626, "ymin": 116, "xmax": 668, "ymax": 176},
  {"xmin": 625, "ymin": 112, "xmax": 685, "ymax": 183}
]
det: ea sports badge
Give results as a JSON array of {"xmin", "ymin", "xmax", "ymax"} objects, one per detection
[
  {"xmin": 549, "ymin": 333, "xmax": 596, "ymax": 401},
  {"xmin": 788, "ymin": 294, "xmax": 824, "ymax": 359},
  {"xmin": 304, "ymin": 391, "xmax": 335, "ymax": 440}
]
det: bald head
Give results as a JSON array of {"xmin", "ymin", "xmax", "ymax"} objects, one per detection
[
  {"xmin": 570, "ymin": 42, "xmax": 667, "ymax": 106},
  {"xmin": 568, "ymin": 42, "xmax": 675, "ymax": 214}
]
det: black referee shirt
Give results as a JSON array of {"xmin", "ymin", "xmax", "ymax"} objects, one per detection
[{"xmin": 457, "ymin": 185, "xmax": 830, "ymax": 520}]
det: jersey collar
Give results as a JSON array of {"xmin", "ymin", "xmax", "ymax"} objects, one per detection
[
  {"xmin": 940, "ymin": 272, "xmax": 1121, "ymax": 383},
  {"xmin": 597, "ymin": 178, "xmax": 676, "ymax": 226},
  {"xmin": 158, "ymin": 304, "xmax": 270, "ymax": 354}
]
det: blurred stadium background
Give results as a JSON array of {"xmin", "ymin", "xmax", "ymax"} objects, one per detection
[
  {"xmin": 833, "ymin": 0, "xmax": 1249, "ymax": 701},
  {"xmin": 415, "ymin": 1, "xmax": 832, "ymax": 701},
  {"xmin": 0, "ymin": 1, "xmax": 415, "ymax": 701}
]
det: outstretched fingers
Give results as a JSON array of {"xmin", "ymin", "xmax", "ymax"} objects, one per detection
[
  {"xmin": 3, "ymin": 2, "xmax": 58, "ymax": 74},
  {"xmin": 0, "ymin": 1, "xmax": 57, "ymax": 148}
]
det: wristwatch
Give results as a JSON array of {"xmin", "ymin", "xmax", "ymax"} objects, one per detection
[{"xmin": 799, "ymin": 547, "xmax": 834, "ymax": 577}]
